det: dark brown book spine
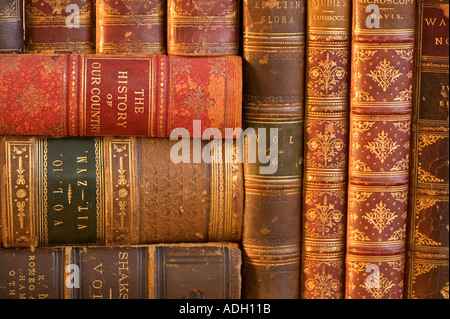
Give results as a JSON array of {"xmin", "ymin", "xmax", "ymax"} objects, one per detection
[
  {"xmin": 1, "ymin": 137, "xmax": 243, "ymax": 247},
  {"xmin": 406, "ymin": 0, "xmax": 449, "ymax": 299},
  {"xmin": 0, "ymin": 0, "xmax": 23, "ymax": 53},
  {"xmin": 0, "ymin": 243, "xmax": 242, "ymax": 299},
  {"xmin": 242, "ymin": 0, "xmax": 305, "ymax": 299},
  {"xmin": 167, "ymin": 0, "xmax": 240, "ymax": 56},
  {"xmin": 302, "ymin": 0, "xmax": 351, "ymax": 299},
  {"xmin": 96, "ymin": 0, "xmax": 166, "ymax": 55},
  {"xmin": 346, "ymin": 1, "xmax": 415, "ymax": 299},
  {"xmin": 24, "ymin": 0, "xmax": 94, "ymax": 54}
]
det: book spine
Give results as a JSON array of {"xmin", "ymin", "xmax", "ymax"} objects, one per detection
[
  {"xmin": 0, "ymin": 54, "xmax": 242, "ymax": 137},
  {"xmin": 406, "ymin": 0, "xmax": 449, "ymax": 299},
  {"xmin": 148, "ymin": 243, "xmax": 242, "ymax": 299},
  {"xmin": 96, "ymin": 0, "xmax": 166, "ymax": 55},
  {"xmin": 0, "ymin": 247, "xmax": 66, "ymax": 299},
  {"xmin": 1, "ymin": 136, "xmax": 243, "ymax": 247},
  {"xmin": 24, "ymin": 0, "xmax": 94, "ymax": 54},
  {"xmin": 345, "ymin": 1, "xmax": 415, "ymax": 299},
  {"xmin": 0, "ymin": 0, "xmax": 23, "ymax": 53},
  {"xmin": 167, "ymin": 0, "xmax": 240, "ymax": 56},
  {"xmin": 301, "ymin": 0, "xmax": 350, "ymax": 299},
  {"xmin": 242, "ymin": 0, "xmax": 305, "ymax": 299},
  {"xmin": 0, "ymin": 243, "xmax": 242, "ymax": 299}
]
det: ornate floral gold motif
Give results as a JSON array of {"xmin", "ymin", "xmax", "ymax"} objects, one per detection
[
  {"xmin": 418, "ymin": 167, "xmax": 444, "ymax": 183},
  {"xmin": 305, "ymin": 268, "xmax": 341, "ymax": 299},
  {"xmin": 354, "ymin": 88, "xmax": 375, "ymax": 102},
  {"xmin": 362, "ymin": 273, "xmax": 395, "ymax": 299},
  {"xmin": 363, "ymin": 200, "xmax": 397, "ymax": 234},
  {"xmin": 16, "ymin": 84, "xmax": 47, "ymax": 116},
  {"xmin": 395, "ymin": 49, "xmax": 414, "ymax": 62},
  {"xmin": 307, "ymin": 131, "xmax": 345, "ymax": 167},
  {"xmin": 306, "ymin": 196, "xmax": 343, "ymax": 237},
  {"xmin": 349, "ymin": 191, "xmax": 372, "ymax": 205},
  {"xmin": 418, "ymin": 135, "xmax": 445, "ymax": 152},
  {"xmin": 117, "ymin": 157, "xmax": 128, "ymax": 186},
  {"xmin": 183, "ymin": 86, "xmax": 214, "ymax": 118},
  {"xmin": 354, "ymin": 49, "xmax": 377, "ymax": 63},
  {"xmin": 0, "ymin": 1, "xmax": 17, "ymax": 17},
  {"xmin": 415, "ymin": 231, "xmax": 441, "ymax": 246},
  {"xmin": 413, "ymin": 263, "xmax": 437, "ymax": 277},
  {"xmin": 348, "ymin": 229, "xmax": 371, "ymax": 242},
  {"xmin": 416, "ymin": 198, "xmax": 440, "ymax": 212},
  {"xmin": 353, "ymin": 121, "xmax": 375, "ymax": 134},
  {"xmin": 367, "ymin": 58, "xmax": 402, "ymax": 92},
  {"xmin": 390, "ymin": 191, "xmax": 408, "ymax": 203},
  {"xmin": 366, "ymin": 130, "xmax": 399, "ymax": 163},
  {"xmin": 309, "ymin": 53, "xmax": 346, "ymax": 95},
  {"xmin": 391, "ymin": 156, "xmax": 409, "ymax": 172},
  {"xmin": 393, "ymin": 121, "xmax": 411, "ymax": 133},
  {"xmin": 388, "ymin": 225, "xmax": 406, "ymax": 241},
  {"xmin": 351, "ymin": 159, "xmax": 372, "ymax": 172},
  {"xmin": 394, "ymin": 85, "xmax": 413, "ymax": 101}
]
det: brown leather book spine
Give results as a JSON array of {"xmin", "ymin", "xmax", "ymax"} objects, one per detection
[
  {"xmin": 242, "ymin": 0, "xmax": 305, "ymax": 299},
  {"xmin": 167, "ymin": 0, "xmax": 239, "ymax": 56},
  {"xmin": 405, "ymin": 0, "xmax": 449, "ymax": 299},
  {"xmin": 24, "ymin": 0, "xmax": 94, "ymax": 54},
  {"xmin": 301, "ymin": 1, "xmax": 350, "ymax": 299},
  {"xmin": 0, "ymin": 54, "xmax": 242, "ymax": 138},
  {"xmin": 0, "ymin": 0, "xmax": 23, "ymax": 53},
  {"xmin": 0, "ymin": 243, "xmax": 242, "ymax": 299},
  {"xmin": 148, "ymin": 243, "xmax": 242, "ymax": 299},
  {"xmin": 1, "ymin": 136, "xmax": 243, "ymax": 247},
  {"xmin": 0, "ymin": 247, "xmax": 66, "ymax": 299},
  {"xmin": 96, "ymin": 0, "xmax": 166, "ymax": 55},
  {"xmin": 346, "ymin": 1, "xmax": 415, "ymax": 299}
]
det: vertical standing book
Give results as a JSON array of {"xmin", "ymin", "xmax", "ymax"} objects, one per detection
[
  {"xmin": 0, "ymin": 0, "xmax": 23, "ymax": 53},
  {"xmin": 346, "ymin": 0, "xmax": 415, "ymax": 299},
  {"xmin": 242, "ymin": 0, "xmax": 305, "ymax": 299},
  {"xmin": 167, "ymin": 0, "xmax": 240, "ymax": 56},
  {"xmin": 406, "ymin": 0, "xmax": 449, "ymax": 299},
  {"xmin": 302, "ymin": 0, "xmax": 351, "ymax": 299},
  {"xmin": 96, "ymin": 0, "xmax": 166, "ymax": 55},
  {"xmin": 24, "ymin": 0, "xmax": 95, "ymax": 54}
]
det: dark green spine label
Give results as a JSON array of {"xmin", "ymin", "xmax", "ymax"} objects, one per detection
[{"xmin": 40, "ymin": 138, "xmax": 104, "ymax": 245}]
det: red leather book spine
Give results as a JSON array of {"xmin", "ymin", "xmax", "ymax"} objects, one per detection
[
  {"xmin": 96, "ymin": 0, "xmax": 166, "ymax": 55},
  {"xmin": 301, "ymin": 1, "xmax": 351, "ymax": 299},
  {"xmin": 406, "ymin": 0, "xmax": 449, "ymax": 299},
  {"xmin": 0, "ymin": 54, "xmax": 242, "ymax": 138},
  {"xmin": 346, "ymin": 1, "xmax": 415, "ymax": 299},
  {"xmin": 0, "ymin": 0, "xmax": 24, "ymax": 53},
  {"xmin": 24, "ymin": 0, "xmax": 94, "ymax": 54},
  {"xmin": 167, "ymin": 0, "xmax": 240, "ymax": 56}
]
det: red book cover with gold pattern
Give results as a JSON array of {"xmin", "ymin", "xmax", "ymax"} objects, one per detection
[
  {"xmin": 0, "ymin": 54, "xmax": 242, "ymax": 137},
  {"xmin": 346, "ymin": 0, "xmax": 415, "ymax": 299}
]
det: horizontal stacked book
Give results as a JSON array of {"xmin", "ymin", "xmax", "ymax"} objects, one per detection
[{"xmin": 0, "ymin": 0, "xmax": 448, "ymax": 300}]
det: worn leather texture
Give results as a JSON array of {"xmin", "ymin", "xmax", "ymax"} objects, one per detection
[
  {"xmin": 0, "ymin": 54, "xmax": 242, "ymax": 138},
  {"xmin": 0, "ymin": 244, "xmax": 241, "ymax": 299},
  {"xmin": 1, "ymin": 137, "xmax": 243, "ymax": 247},
  {"xmin": 301, "ymin": 1, "xmax": 350, "ymax": 299},
  {"xmin": 24, "ymin": 0, "xmax": 94, "ymax": 53},
  {"xmin": 0, "ymin": 0, "xmax": 23, "ymax": 53},
  {"xmin": 0, "ymin": 247, "xmax": 65, "ymax": 299},
  {"xmin": 242, "ymin": 0, "xmax": 305, "ymax": 299},
  {"xmin": 346, "ymin": 0, "xmax": 415, "ymax": 299},
  {"xmin": 167, "ymin": 0, "xmax": 239, "ymax": 56},
  {"xmin": 96, "ymin": 0, "xmax": 166, "ymax": 55},
  {"xmin": 406, "ymin": 0, "xmax": 449, "ymax": 300}
]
